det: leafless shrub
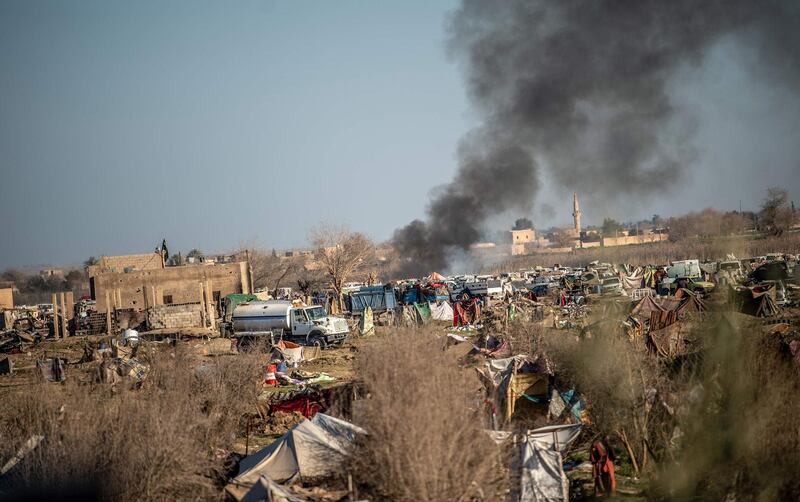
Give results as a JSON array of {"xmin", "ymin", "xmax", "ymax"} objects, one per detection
[
  {"xmin": 0, "ymin": 347, "xmax": 265, "ymax": 501},
  {"xmin": 659, "ymin": 315, "xmax": 800, "ymax": 500},
  {"xmin": 539, "ymin": 323, "xmax": 669, "ymax": 474},
  {"xmin": 349, "ymin": 328, "xmax": 505, "ymax": 501}
]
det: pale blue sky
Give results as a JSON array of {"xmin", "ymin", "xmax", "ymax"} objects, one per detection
[{"xmin": 1, "ymin": 1, "xmax": 798, "ymax": 268}]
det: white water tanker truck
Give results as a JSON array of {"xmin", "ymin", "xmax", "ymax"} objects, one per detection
[{"xmin": 231, "ymin": 300, "xmax": 349, "ymax": 348}]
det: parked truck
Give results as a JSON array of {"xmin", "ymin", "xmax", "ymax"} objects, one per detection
[{"xmin": 231, "ymin": 301, "xmax": 349, "ymax": 349}]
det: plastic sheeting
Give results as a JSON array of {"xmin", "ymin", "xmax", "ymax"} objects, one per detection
[
  {"xmin": 527, "ymin": 424, "xmax": 582, "ymax": 453},
  {"xmin": 428, "ymin": 301, "xmax": 454, "ymax": 321},
  {"xmin": 520, "ymin": 438, "xmax": 569, "ymax": 502},
  {"xmin": 241, "ymin": 475, "xmax": 308, "ymax": 502}
]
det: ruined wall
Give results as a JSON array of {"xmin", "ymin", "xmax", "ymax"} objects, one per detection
[
  {"xmin": 87, "ymin": 253, "xmax": 164, "ymax": 277},
  {"xmin": 146, "ymin": 303, "xmax": 203, "ymax": 330},
  {"xmin": 602, "ymin": 234, "xmax": 669, "ymax": 247},
  {"xmin": 0, "ymin": 288, "xmax": 13, "ymax": 309},
  {"xmin": 92, "ymin": 262, "xmax": 250, "ymax": 312}
]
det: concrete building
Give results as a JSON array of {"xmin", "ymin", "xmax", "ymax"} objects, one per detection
[{"xmin": 90, "ymin": 260, "xmax": 252, "ymax": 313}]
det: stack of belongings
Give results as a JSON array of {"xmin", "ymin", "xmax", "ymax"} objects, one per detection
[{"xmin": 100, "ymin": 329, "xmax": 150, "ymax": 387}]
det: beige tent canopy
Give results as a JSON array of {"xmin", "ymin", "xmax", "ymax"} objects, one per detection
[{"xmin": 226, "ymin": 414, "xmax": 365, "ymax": 500}]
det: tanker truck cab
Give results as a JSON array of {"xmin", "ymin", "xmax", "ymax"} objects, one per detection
[
  {"xmin": 291, "ymin": 305, "xmax": 349, "ymax": 347},
  {"xmin": 231, "ymin": 301, "xmax": 348, "ymax": 349}
]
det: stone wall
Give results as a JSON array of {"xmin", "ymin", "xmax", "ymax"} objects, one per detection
[{"xmin": 146, "ymin": 303, "xmax": 203, "ymax": 330}]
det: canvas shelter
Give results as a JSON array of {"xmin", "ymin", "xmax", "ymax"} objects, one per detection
[
  {"xmin": 491, "ymin": 424, "xmax": 582, "ymax": 502},
  {"xmin": 730, "ymin": 285, "xmax": 781, "ymax": 317},
  {"xmin": 227, "ymin": 414, "xmax": 365, "ymax": 500},
  {"xmin": 428, "ymin": 300, "xmax": 454, "ymax": 321}
]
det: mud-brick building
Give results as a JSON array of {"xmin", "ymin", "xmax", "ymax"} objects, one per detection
[{"xmin": 89, "ymin": 253, "xmax": 252, "ymax": 313}]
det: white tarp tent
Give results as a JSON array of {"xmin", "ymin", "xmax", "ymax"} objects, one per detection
[
  {"xmin": 485, "ymin": 424, "xmax": 581, "ymax": 502},
  {"xmin": 241, "ymin": 475, "xmax": 308, "ymax": 502},
  {"xmin": 227, "ymin": 414, "xmax": 365, "ymax": 500},
  {"xmin": 428, "ymin": 301, "xmax": 454, "ymax": 321},
  {"xmin": 520, "ymin": 439, "xmax": 569, "ymax": 502},
  {"xmin": 520, "ymin": 424, "xmax": 581, "ymax": 501}
]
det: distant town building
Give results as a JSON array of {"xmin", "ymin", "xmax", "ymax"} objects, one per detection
[{"xmin": 39, "ymin": 268, "xmax": 65, "ymax": 279}]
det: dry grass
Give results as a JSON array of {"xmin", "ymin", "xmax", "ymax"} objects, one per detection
[
  {"xmin": 349, "ymin": 328, "xmax": 506, "ymax": 501},
  {"xmin": 0, "ymin": 346, "xmax": 265, "ymax": 501}
]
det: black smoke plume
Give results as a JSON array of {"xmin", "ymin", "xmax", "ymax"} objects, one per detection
[{"xmin": 393, "ymin": 0, "xmax": 800, "ymax": 276}]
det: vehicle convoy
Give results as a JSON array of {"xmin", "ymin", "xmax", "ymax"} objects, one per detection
[{"xmin": 231, "ymin": 300, "xmax": 349, "ymax": 348}]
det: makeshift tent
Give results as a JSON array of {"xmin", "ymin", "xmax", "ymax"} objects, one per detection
[
  {"xmin": 486, "ymin": 425, "xmax": 580, "ymax": 502},
  {"xmin": 520, "ymin": 439, "xmax": 569, "ymax": 502},
  {"xmin": 413, "ymin": 303, "xmax": 431, "ymax": 322},
  {"xmin": 241, "ymin": 475, "xmax": 307, "ymax": 502},
  {"xmin": 630, "ymin": 295, "xmax": 666, "ymax": 317},
  {"xmin": 730, "ymin": 285, "xmax": 781, "ymax": 317},
  {"xmin": 646, "ymin": 322, "xmax": 686, "ymax": 358},
  {"xmin": 426, "ymin": 271, "xmax": 446, "ymax": 283},
  {"xmin": 228, "ymin": 414, "xmax": 365, "ymax": 500},
  {"xmin": 674, "ymin": 289, "xmax": 707, "ymax": 314},
  {"xmin": 619, "ymin": 271, "xmax": 644, "ymax": 290},
  {"xmin": 478, "ymin": 356, "xmax": 549, "ymax": 424},
  {"xmin": 428, "ymin": 301, "xmax": 454, "ymax": 321}
]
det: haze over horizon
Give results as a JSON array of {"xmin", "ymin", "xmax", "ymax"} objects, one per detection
[{"xmin": 2, "ymin": 0, "xmax": 799, "ymax": 269}]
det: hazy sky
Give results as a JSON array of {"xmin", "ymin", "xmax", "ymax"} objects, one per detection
[{"xmin": 1, "ymin": 1, "xmax": 798, "ymax": 268}]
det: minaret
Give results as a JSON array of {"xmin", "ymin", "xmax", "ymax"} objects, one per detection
[{"xmin": 572, "ymin": 192, "xmax": 581, "ymax": 236}]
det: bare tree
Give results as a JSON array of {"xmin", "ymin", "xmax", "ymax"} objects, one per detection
[
  {"xmin": 759, "ymin": 187, "xmax": 794, "ymax": 236},
  {"xmin": 310, "ymin": 224, "xmax": 374, "ymax": 309},
  {"xmin": 551, "ymin": 228, "xmax": 576, "ymax": 248},
  {"xmin": 247, "ymin": 248, "xmax": 299, "ymax": 295}
]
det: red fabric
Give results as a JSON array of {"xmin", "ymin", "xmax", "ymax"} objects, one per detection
[{"xmin": 269, "ymin": 395, "xmax": 325, "ymax": 419}]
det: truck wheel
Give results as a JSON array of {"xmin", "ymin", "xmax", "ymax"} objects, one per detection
[{"xmin": 309, "ymin": 334, "xmax": 327, "ymax": 350}]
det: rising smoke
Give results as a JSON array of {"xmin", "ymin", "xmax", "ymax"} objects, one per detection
[{"xmin": 392, "ymin": 0, "xmax": 800, "ymax": 276}]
